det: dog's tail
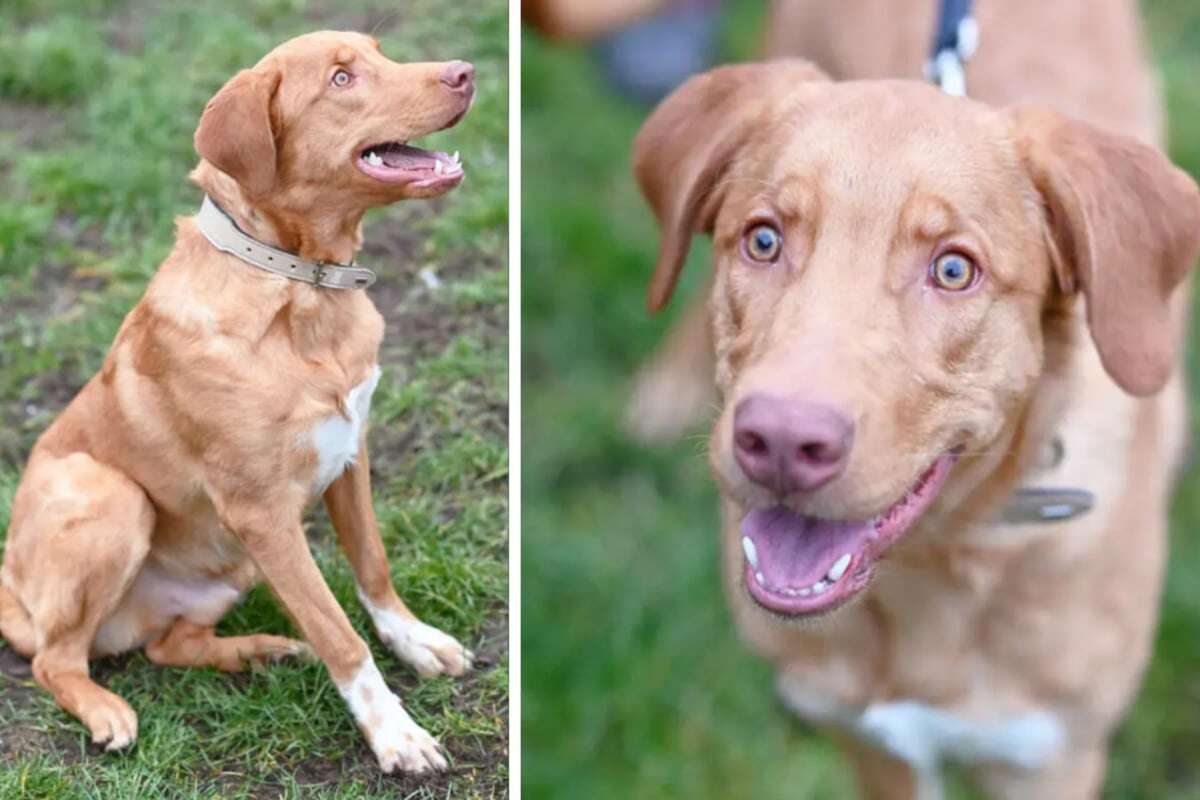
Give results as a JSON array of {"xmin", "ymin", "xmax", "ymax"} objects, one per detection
[{"xmin": 0, "ymin": 580, "xmax": 35, "ymax": 658}]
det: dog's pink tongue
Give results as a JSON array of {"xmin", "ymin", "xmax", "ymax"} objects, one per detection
[
  {"xmin": 379, "ymin": 143, "xmax": 434, "ymax": 169},
  {"xmin": 741, "ymin": 506, "xmax": 874, "ymax": 588}
]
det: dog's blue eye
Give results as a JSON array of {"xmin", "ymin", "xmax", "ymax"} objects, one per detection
[
  {"xmin": 931, "ymin": 251, "xmax": 977, "ymax": 290},
  {"xmin": 745, "ymin": 224, "xmax": 782, "ymax": 263}
]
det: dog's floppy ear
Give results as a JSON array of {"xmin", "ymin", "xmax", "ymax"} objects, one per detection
[
  {"xmin": 633, "ymin": 60, "xmax": 829, "ymax": 312},
  {"xmin": 195, "ymin": 67, "xmax": 281, "ymax": 197},
  {"xmin": 1014, "ymin": 107, "xmax": 1200, "ymax": 396}
]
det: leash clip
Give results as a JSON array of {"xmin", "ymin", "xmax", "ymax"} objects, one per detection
[{"xmin": 925, "ymin": 13, "xmax": 978, "ymax": 97}]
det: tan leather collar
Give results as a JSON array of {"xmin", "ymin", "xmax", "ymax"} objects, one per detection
[{"xmin": 195, "ymin": 195, "xmax": 376, "ymax": 290}]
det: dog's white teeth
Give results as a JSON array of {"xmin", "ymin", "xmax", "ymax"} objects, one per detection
[
  {"xmin": 797, "ymin": 586, "xmax": 812, "ymax": 597},
  {"xmin": 811, "ymin": 579, "xmax": 832, "ymax": 595},
  {"xmin": 741, "ymin": 536, "xmax": 759, "ymax": 569},
  {"xmin": 434, "ymin": 160, "xmax": 444, "ymax": 175},
  {"xmin": 452, "ymin": 150, "xmax": 460, "ymax": 164},
  {"xmin": 365, "ymin": 151, "xmax": 383, "ymax": 167},
  {"xmin": 827, "ymin": 553, "xmax": 852, "ymax": 582},
  {"xmin": 755, "ymin": 571, "xmax": 766, "ymax": 586}
]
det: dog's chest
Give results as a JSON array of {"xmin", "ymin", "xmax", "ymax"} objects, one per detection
[
  {"xmin": 310, "ymin": 365, "xmax": 381, "ymax": 493},
  {"xmin": 778, "ymin": 678, "xmax": 1064, "ymax": 796}
]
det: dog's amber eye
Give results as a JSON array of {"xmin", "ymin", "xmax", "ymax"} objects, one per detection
[
  {"xmin": 331, "ymin": 69, "xmax": 353, "ymax": 87},
  {"xmin": 931, "ymin": 251, "xmax": 977, "ymax": 291},
  {"xmin": 744, "ymin": 224, "xmax": 782, "ymax": 263}
]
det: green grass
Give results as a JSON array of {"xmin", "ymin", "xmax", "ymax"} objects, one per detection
[
  {"xmin": 0, "ymin": 1, "xmax": 508, "ymax": 797},
  {"xmin": 520, "ymin": 2, "xmax": 1200, "ymax": 798}
]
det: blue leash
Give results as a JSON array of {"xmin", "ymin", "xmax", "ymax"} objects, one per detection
[{"xmin": 925, "ymin": 0, "xmax": 978, "ymax": 96}]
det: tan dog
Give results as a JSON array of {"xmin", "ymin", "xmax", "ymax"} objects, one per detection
[
  {"xmin": 0, "ymin": 31, "xmax": 477, "ymax": 774},
  {"xmin": 631, "ymin": 2, "xmax": 1200, "ymax": 797}
]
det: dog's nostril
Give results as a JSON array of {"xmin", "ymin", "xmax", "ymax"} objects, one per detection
[
  {"xmin": 737, "ymin": 430, "xmax": 768, "ymax": 456},
  {"xmin": 800, "ymin": 442, "xmax": 828, "ymax": 463},
  {"xmin": 440, "ymin": 61, "xmax": 474, "ymax": 90}
]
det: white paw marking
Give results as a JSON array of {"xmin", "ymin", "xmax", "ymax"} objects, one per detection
[
  {"xmin": 311, "ymin": 365, "xmax": 380, "ymax": 494},
  {"xmin": 358, "ymin": 587, "xmax": 474, "ymax": 678},
  {"xmin": 338, "ymin": 657, "xmax": 447, "ymax": 774}
]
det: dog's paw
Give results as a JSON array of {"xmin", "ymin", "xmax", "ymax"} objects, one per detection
[
  {"xmin": 244, "ymin": 635, "xmax": 316, "ymax": 669},
  {"xmin": 339, "ymin": 657, "xmax": 449, "ymax": 774},
  {"xmin": 358, "ymin": 593, "xmax": 473, "ymax": 678},
  {"xmin": 382, "ymin": 618, "xmax": 473, "ymax": 678},
  {"xmin": 80, "ymin": 688, "xmax": 138, "ymax": 752},
  {"xmin": 368, "ymin": 701, "xmax": 449, "ymax": 774}
]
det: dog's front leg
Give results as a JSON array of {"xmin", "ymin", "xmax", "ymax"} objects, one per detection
[
  {"xmin": 224, "ymin": 503, "xmax": 447, "ymax": 774},
  {"xmin": 324, "ymin": 439, "xmax": 473, "ymax": 678}
]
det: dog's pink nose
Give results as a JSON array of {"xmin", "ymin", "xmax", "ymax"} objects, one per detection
[
  {"xmin": 733, "ymin": 395, "xmax": 854, "ymax": 494},
  {"xmin": 440, "ymin": 61, "xmax": 475, "ymax": 93}
]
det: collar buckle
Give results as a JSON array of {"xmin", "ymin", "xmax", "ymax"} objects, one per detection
[{"xmin": 313, "ymin": 261, "xmax": 330, "ymax": 288}]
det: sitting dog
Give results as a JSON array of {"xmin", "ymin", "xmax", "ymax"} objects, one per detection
[
  {"xmin": 0, "ymin": 31, "xmax": 476, "ymax": 774},
  {"xmin": 630, "ymin": 2, "xmax": 1200, "ymax": 796}
]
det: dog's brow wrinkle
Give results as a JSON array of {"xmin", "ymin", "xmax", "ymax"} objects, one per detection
[{"xmin": 713, "ymin": 177, "xmax": 786, "ymax": 194}]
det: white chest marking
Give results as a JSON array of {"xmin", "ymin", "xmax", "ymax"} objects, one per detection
[
  {"xmin": 857, "ymin": 700, "xmax": 1064, "ymax": 770},
  {"xmin": 311, "ymin": 365, "xmax": 381, "ymax": 493},
  {"xmin": 337, "ymin": 656, "xmax": 447, "ymax": 773},
  {"xmin": 777, "ymin": 678, "xmax": 1064, "ymax": 800}
]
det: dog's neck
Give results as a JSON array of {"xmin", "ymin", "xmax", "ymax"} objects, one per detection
[
  {"xmin": 172, "ymin": 163, "xmax": 384, "ymax": 368},
  {"xmin": 190, "ymin": 162, "xmax": 365, "ymax": 266},
  {"xmin": 921, "ymin": 297, "xmax": 1085, "ymax": 546}
]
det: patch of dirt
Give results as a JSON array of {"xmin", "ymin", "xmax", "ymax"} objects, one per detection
[
  {"xmin": 0, "ymin": 244, "xmax": 115, "ymax": 462},
  {"xmin": 363, "ymin": 205, "xmax": 506, "ymax": 362},
  {"xmin": 357, "ymin": 204, "xmax": 508, "ymax": 483},
  {"xmin": 0, "ymin": 644, "xmax": 82, "ymax": 766},
  {"xmin": 277, "ymin": 727, "xmax": 509, "ymax": 799},
  {"xmin": 0, "ymin": 101, "xmax": 65, "ymax": 156}
]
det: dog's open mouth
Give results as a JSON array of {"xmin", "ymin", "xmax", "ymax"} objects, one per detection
[
  {"xmin": 740, "ymin": 452, "xmax": 957, "ymax": 617},
  {"xmin": 355, "ymin": 141, "xmax": 464, "ymax": 187}
]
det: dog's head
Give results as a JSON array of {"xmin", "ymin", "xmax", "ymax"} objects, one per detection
[
  {"xmin": 634, "ymin": 61, "xmax": 1200, "ymax": 619},
  {"xmin": 194, "ymin": 30, "xmax": 473, "ymax": 208}
]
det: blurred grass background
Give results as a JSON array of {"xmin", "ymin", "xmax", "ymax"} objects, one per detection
[
  {"xmin": 521, "ymin": 1, "xmax": 1200, "ymax": 797},
  {"xmin": 0, "ymin": 1, "xmax": 508, "ymax": 798}
]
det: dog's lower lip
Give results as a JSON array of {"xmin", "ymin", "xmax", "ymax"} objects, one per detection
[{"xmin": 740, "ymin": 452, "xmax": 957, "ymax": 617}]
